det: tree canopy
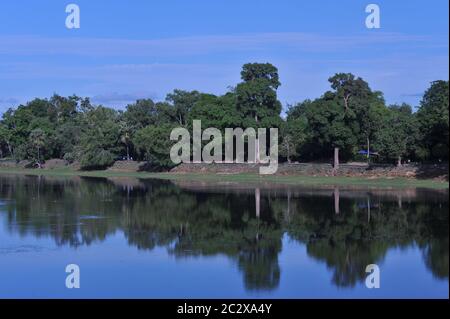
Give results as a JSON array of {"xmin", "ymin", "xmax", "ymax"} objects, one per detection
[{"xmin": 0, "ymin": 63, "xmax": 448, "ymax": 169}]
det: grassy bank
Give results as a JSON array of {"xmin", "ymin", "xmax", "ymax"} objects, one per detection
[{"xmin": 0, "ymin": 167, "xmax": 448, "ymax": 189}]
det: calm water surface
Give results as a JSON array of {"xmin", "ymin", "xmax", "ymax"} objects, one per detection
[{"xmin": 0, "ymin": 174, "xmax": 448, "ymax": 298}]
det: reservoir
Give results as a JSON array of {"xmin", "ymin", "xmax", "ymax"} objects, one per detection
[{"xmin": 0, "ymin": 174, "xmax": 448, "ymax": 298}]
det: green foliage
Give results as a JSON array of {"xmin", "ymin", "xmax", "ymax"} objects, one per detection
[
  {"xmin": 279, "ymin": 115, "xmax": 308, "ymax": 162},
  {"xmin": 416, "ymin": 80, "xmax": 449, "ymax": 160},
  {"xmin": 236, "ymin": 63, "xmax": 283, "ymax": 128},
  {"xmin": 133, "ymin": 124, "xmax": 176, "ymax": 169},
  {"xmin": 328, "ymin": 73, "xmax": 371, "ymax": 110},
  {"xmin": 79, "ymin": 147, "xmax": 115, "ymax": 170},
  {"xmin": 287, "ymin": 96, "xmax": 358, "ymax": 161},
  {"xmin": 78, "ymin": 106, "xmax": 121, "ymax": 170},
  {"xmin": 28, "ymin": 128, "xmax": 46, "ymax": 165},
  {"xmin": 0, "ymin": 64, "xmax": 447, "ymax": 167},
  {"xmin": 374, "ymin": 104, "xmax": 418, "ymax": 164},
  {"xmin": 286, "ymin": 74, "xmax": 403, "ymax": 163},
  {"xmin": 55, "ymin": 121, "xmax": 81, "ymax": 160},
  {"xmin": 0, "ymin": 123, "xmax": 13, "ymax": 158},
  {"xmin": 123, "ymin": 99, "xmax": 158, "ymax": 130},
  {"xmin": 165, "ymin": 90, "xmax": 201, "ymax": 126},
  {"xmin": 188, "ymin": 92, "xmax": 241, "ymax": 130},
  {"xmin": 0, "ymin": 94, "xmax": 84, "ymax": 161}
]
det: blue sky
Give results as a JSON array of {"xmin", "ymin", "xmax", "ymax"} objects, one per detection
[{"xmin": 0, "ymin": 0, "xmax": 448, "ymax": 113}]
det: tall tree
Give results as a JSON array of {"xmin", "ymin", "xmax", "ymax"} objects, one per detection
[
  {"xmin": 78, "ymin": 106, "xmax": 121, "ymax": 169},
  {"xmin": 416, "ymin": 80, "xmax": 449, "ymax": 161},
  {"xmin": 236, "ymin": 63, "xmax": 282, "ymax": 127},
  {"xmin": 188, "ymin": 93, "xmax": 240, "ymax": 130},
  {"xmin": 133, "ymin": 124, "xmax": 175, "ymax": 169},
  {"xmin": 123, "ymin": 99, "xmax": 158, "ymax": 130},
  {"xmin": 327, "ymin": 73, "xmax": 386, "ymax": 164},
  {"xmin": 0, "ymin": 123, "xmax": 13, "ymax": 158},
  {"xmin": 165, "ymin": 90, "xmax": 201, "ymax": 126},
  {"xmin": 289, "ymin": 94, "xmax": 357, "ymax": 163},
  {"xmin": 328, "ymin": 73, "xmax": 371, "ymax": 111},
  {"xmin": 29, "ymin": 128, "xmax": 46, "ymax": 167},
  {"xmin": 280, "ymin": 112, "xmax": 308, "ymax": 163},
  {"xmin": 119, "ymin": 120, "xmax": 133, "ymax": 161},
  {"xmin": 236, "ymin": 63, "xmax": 283, "ymax": 162},
  {"xmin": 374, "ymin": 104, "xmax": 418, "ymax": 165}
]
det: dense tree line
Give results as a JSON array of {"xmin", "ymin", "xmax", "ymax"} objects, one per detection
[{"xmin": 0, "ymin": 63, "xmax": 448, "ymax": 170}]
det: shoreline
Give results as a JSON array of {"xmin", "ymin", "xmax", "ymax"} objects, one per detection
[{"xmin": 0, "ymin": 167, "xmax": 448, "ymax": 190}]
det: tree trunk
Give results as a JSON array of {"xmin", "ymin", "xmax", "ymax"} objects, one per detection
[
  {"xmin": 285, "ymin": 190, "xmax": 291, "ymax": 222},
  {"xmin": 254, "ymin": 114, "xmax": 260, "ymax": 163},
  {"xmin": 334, "ymin": 147, "xmax": 339, "ymax": 169},
  {"xmin": 126, "ymin": 145, "xmax": 130, "ymax": 161},
  {"xmin": 7, "ymin": 143, "xmax": 13, "ymax": 157},
  {"xmin": 334, "ymin": 187, "xmax": 340, "ymax": 214},
  {"xmin": 367, "ymin": 137, "xmax": 370, "ymax": 164},
  {"xmin": 343, "ymin": 95, "xmax": 350, "ymax": 110},
  {"xmin": 255, "ymin": 188, "xmax": 260, "ymax": 219},
  {"xmin": 37, "ymin": 147, "xmax": 42, "ymax": 168},
  {"xmin": 397, "ymin": 155, "xmax": 402, "ymax": 167},
  {"xmin": 287, "ymin": 142, "xmax": 291, "ymax": 163}
]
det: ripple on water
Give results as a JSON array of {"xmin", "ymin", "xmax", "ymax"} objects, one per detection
[{"xmin": 0, "ymin": 245, "xmax": 53, "ymax": 254}]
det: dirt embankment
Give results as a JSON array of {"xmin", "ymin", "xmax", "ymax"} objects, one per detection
[
  {"xmin": 1, "ymin": 159, "xmax": 447, "ymax": 180},
  {"xmin": 170, "ymin": 162, "xmax": 449, "ymax": 180}
]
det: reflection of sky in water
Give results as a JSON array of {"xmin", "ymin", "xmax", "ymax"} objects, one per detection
[
  {"xmin": 0, "ymin": 221, "xmax": 447, "ymax": 298},
  {"xmin": 0, "ymin": 177, "xmax": 448, "ymax": 298}
]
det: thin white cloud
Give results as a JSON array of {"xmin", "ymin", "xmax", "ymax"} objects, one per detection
[
  {"xmin": 0, "ymin": 32, "xmax": 441, "ymax": 57},
  {"xmin": 0, "ymin": 97, "xmax": 19, "ymax": 104},
  {"xmin": 91, "ymin": 92, "xmax": 157, "ymax": 104}
]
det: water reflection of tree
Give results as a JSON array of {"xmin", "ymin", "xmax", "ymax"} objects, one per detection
[
  {"xmin": 285, "ymin": 194, "xmax": 449, "ymax": 287},
  {"xmin": 0, "ymin": 175, "xmax": 121, "ymax": 246},
  {"xmin": 123, "ymin": 187, "xmax": 282, "ymax": 290},
  {"xmin": 423, "ymin": 239, "xmax": 449, "ymax": 279},
  {"xmin": 0, "ymin": 175, "xmax": 447, "ymax": 290}
]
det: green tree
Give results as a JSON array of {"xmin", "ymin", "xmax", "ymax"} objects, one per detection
[
  {"xmin": 328, "ymin": 73, "xmax": 387, "ymax": 163},
  {"xmin": 165, "ymin": 90, "xmax": 201, "ymax": 126},
  {"xmin": 236, "ymin": 63, "xmax": 282, "ymax": 128},
  {"xmin": 328, "ymin": 73, "xmax": 371, "ymax": 111},
  {"xmin": 0, "ymin": 66, "xmax": 448, "ymax": 168},
  {"xmin": 119, "ymin": 120, "xmax": 133, "ymax": 161},
  {"xmin": 374, "ymin": 104, "xmax": 418, "ymax": 165},
  {"xmin": 236, "ymin": 63, "xmax": 283, "ymax": 162},
  {"xmin": 78, "ymin": 106, "xmax": 121, "ymax": 169},
  {"xmin": 29, "ymin": 128, "xmax": 46, "ymax": 167},
  {"xmin": 188, "ymin": 93, "xmax": 240, "ymax": 130},
  {"xmin": 133, "ymin": 124, "xmax": 175, "ymax": 169},
  {"xmin": 280, "ymin": 114, "xmax": 308, "ymax": 162},
  {"xmin": 0, "ymin": 123, "xmax": 13, "ymax": 158},
  {"xmin": 123, "ymin": 99, "xmax": 158, "ymax": 130},
  {"xmin": 288, "ymin": 97, "xmax": 357, "ymax": 162},
  {"xmin": 49, "ymin": 94, "xmax": 79, "ymax": 123},
  {"xmin": 416, "ymin": 80, "xmax": 449, "ymax": 161},
  {"xmin": 55, "ymin": 121, "xmax": 82, "ymax": 162}
]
